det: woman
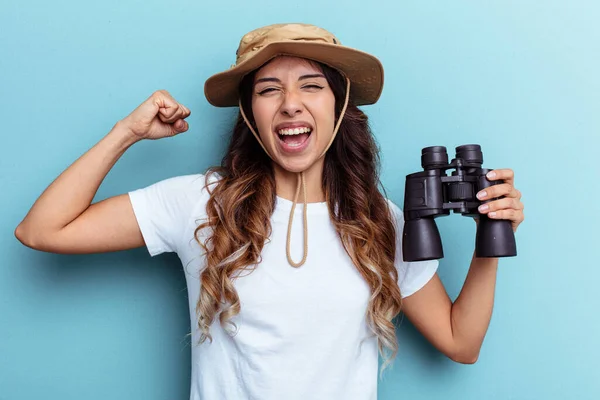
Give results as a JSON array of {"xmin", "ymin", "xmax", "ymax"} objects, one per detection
[{"xmin": 15, "ymin": 23, "xmax": 525, "ymax": 400}]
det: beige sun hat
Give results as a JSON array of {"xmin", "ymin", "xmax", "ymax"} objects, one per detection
[
  {"xmin": 204, "ymin": 23, "xmax": 384, "ymax": 107},
  {"xmin": 203, "ymin": 23, "xmax": 385, "ymax": 269}
]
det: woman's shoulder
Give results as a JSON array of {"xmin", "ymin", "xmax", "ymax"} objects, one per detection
[
  {"xmin": 144, "ymin": 170, "xmax": 222, "ymax": 195},
  {"xmin": 128, "ymin": 171, "xmax": 223, "ymax": 215},
  {"xmin": 144, "ymin": 173, "xmax": 206, "ymax": 196},
  {"xmin": 384, "ymin": 198, "xmax": 404, "ymax": 224}
]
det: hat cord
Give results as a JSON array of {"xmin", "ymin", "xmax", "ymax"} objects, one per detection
[{"xmin": 239, "ymin": 77, "xmax": 351, "ymax": 268}]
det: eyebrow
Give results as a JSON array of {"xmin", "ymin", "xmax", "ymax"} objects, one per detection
[{"xmin": 255, "ymin": 74, "xmax": 326, "ymax": 85}]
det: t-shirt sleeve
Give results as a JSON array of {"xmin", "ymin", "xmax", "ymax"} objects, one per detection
[
  {"xmin": 127, "ymin": 174, "xmax": 206, "ymax": 257},
  {"xmin": 388, "ymin": 200, "xmax": 439, "ymax": 298}
]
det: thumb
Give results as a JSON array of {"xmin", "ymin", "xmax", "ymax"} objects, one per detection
[{"xmin": 170, "ymin": 119, "xmax": 189, "ymax": 135}]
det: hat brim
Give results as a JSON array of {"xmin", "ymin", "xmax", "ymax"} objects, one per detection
[{"xmin": 204, "ymin": 41, "xmax": 384, "ymax": 107}]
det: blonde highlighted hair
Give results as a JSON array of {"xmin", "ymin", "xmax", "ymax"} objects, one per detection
[{"xmin": 193, "ymin": 61, "xmax": 403, "ymax": 376}]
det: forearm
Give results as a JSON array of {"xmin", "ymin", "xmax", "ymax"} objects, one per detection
[
  {"xmin": 16, "ymin": 122, "xmax": 140, "ymax": 238},
  {"xmin": 450, "ymin": 252, "xmax": 498, "ymax": 362}
]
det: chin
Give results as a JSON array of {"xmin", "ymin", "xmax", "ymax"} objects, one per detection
[{"xmin": 274, "ymin": 154, "xmax": 318, "ymax": 174}]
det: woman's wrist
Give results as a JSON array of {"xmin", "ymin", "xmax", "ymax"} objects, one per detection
[{"xmin": 110, "ymin": 120, "xmax": 143, "ymax": 149}]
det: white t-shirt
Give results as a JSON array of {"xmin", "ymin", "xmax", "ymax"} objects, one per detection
[{"xmin": 128, "ymin": 173, "xmax": 438, "ymax": 400}]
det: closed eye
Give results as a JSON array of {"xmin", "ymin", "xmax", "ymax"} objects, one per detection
[
  {"xmin": 257, "ymin": 87, "xmax": 279, "ymax": 95},
  {"xmin": 302, "ymin": 84, "xmax": 324, "ymax": 90},
  {"xmin": 256, "ymin": 84, "xmax": 324, "ymax": 95}
]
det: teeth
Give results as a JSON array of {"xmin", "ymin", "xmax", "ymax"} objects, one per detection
[{"xmin": 277, "ymin": 127, "xmax": 312, "ymax": 135}]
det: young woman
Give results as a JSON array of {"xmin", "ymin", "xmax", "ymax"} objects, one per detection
[{"xmin": 15, "ymin": 23, "xmax": 525, "ymax": 400}]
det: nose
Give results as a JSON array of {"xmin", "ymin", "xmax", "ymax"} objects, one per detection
[{"xmin": 279, "ymin": 90, "xmax": 303, "ymax": 117}]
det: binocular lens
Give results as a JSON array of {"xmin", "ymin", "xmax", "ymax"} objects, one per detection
[
  {"xmin": 421, "ymin": 146, "xmax": 449, "ymax": 169},
  {"xmin": 456, "ymin": 145, "xmax": 483, "ymax": 165},
  {"xmin": 403, "ymin": 218, "xmax": 444, "ymax": 261}
]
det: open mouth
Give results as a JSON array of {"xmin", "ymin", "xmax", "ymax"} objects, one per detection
[{"xmin": 276, "ymin": 127, "xmax": 312, "ymax": 148}]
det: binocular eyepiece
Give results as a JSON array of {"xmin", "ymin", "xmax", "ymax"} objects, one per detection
[{"xmin": 402, "ymin": 144, "xmax": 517, "ymax": 261}]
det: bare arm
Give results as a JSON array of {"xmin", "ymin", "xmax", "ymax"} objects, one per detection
[
  {"xmin": 401, "ymin": 168, "xmax": 525, "ymax": 363},
  {"xmin": 15, "ymin": 90, "xmax": 191, "ymax": 254},
  {"xmin": 15, "ymin": 124, "xmax": 143, "ymax": 253},
  {"xmin": 401, "ymin": 256, "xmax": 497, "ymax": 364}
]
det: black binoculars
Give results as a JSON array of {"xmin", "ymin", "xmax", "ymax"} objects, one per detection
[{"xmin": 402, "ymin": 144, "xmax": 517, "ymax": 262}]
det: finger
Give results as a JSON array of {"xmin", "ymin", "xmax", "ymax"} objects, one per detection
[
  {"xmin": 487, "ymin": 208, "xmax": 523, "ymax": 221},
  {"xmin": 477, "ymin": 183, "xmax": 514, "ymax": 200},
  {"xmin": 486, "ymin": 168, "xmax": 514, "ymax": 185},
  {"xmin": 478, "ymin": 197, "xmax": 523, "ymax": 214},
  {"xmin": 154, "ymin": 93, "xmax": 180, "ymax": 122},
  {"xmin": 159, "ymin": 104, "xmax": 190, "ymax": 123},
  {"xmin": 173, "ymin": 104, "xmax": 191, "ymax": 120},
  {"xmin": 170, "ymin": 119, "xmax": 189, "ymax": 135},
  {"xmin": 152, "ymin": 90, "xmax": 189, "ymax": 123},
  {"xmin": 152, "ymin": 89, "xmax": 178, "ymax": 110}
]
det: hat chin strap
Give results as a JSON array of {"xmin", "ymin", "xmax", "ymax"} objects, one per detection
[{"xmin": 239, "ymin": 77, "xmax": 351, "ymax": 268}]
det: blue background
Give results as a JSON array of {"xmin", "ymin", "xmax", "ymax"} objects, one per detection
[{"xmin": 2, "ymin": 0, "xmax": 599, "ymax": 399}]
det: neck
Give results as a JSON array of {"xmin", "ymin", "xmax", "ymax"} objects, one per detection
[{"xmin": 274, "ymin": 159, "xmax": 326, "ymax": 203}]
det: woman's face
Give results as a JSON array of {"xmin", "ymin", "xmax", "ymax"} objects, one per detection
[{"xmin": 251, "ymin": 56, "xmax": 336, "ymax": 173}]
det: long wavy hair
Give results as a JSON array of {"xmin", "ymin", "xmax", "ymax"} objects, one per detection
[{"xmin": 193, "ymin": 59, "xmax": 403, "ymax": 375}]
